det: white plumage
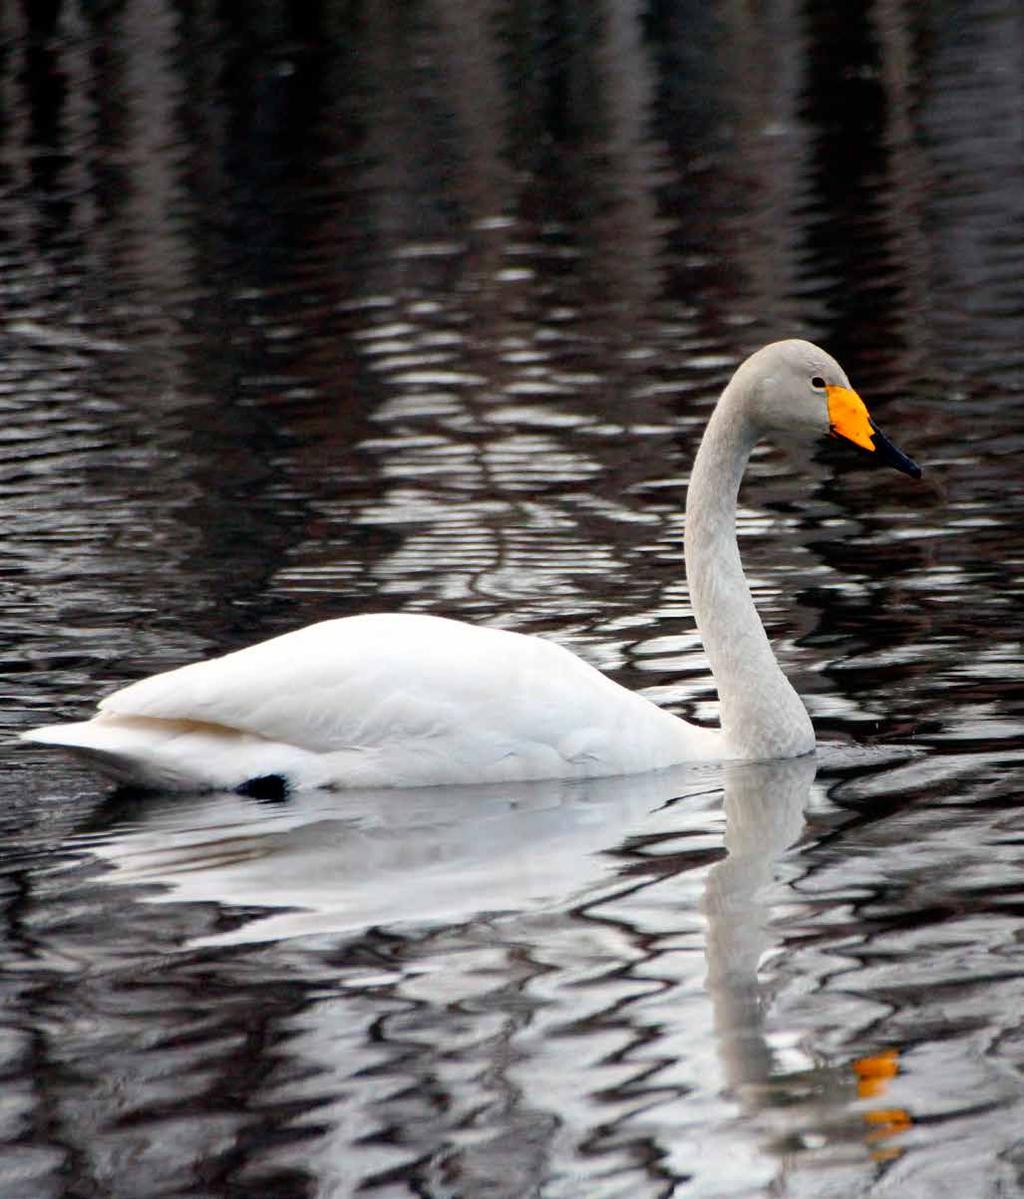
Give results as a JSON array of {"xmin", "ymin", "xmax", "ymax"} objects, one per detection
[
  {"xmin": 22, "ymin": 340, "xmax": 920, "ymax": 792},
  {"xmin": 29, "ymin": 615, "xmax": 719, "ymax": 790}
]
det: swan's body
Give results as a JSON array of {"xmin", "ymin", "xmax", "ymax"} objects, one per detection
[
  {"xmin": 22, "ymin": 340, "xmax": 920, "ymax": 792},
  {"xmin": 28, "ymin": 614, "xmax": 722, "ymax": 790}
]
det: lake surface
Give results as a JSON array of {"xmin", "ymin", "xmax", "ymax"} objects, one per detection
[{"xmin": 3, "ymin": 2, "xmax": 1024, "ymax": 1196}]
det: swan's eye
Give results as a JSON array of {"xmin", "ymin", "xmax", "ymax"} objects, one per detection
[{"xmin": 811, "ymin": 375, "xmax": 826, "ymax": 390}]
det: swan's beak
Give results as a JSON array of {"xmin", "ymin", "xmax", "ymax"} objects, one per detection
[{"xmin": 827, "ymin": 386, "xmax": 922, "ymax": 479}]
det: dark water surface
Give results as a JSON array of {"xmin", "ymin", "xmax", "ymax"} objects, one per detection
[{"xmin": 3, "ymin": 2, "xmax": 1024, "ymax": 1196}]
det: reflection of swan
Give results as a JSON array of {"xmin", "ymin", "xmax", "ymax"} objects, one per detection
[
  {"xmin": 74, "ymin": 765, "xmax": 727, "ymax": 945},
  {"xmin": 702, "ymin": 756, "xmax": 915, "ymax": 1176},
  {"xmin": 704, "ymin": 756, "xmax": 816, "ymax": 1092},
  {"xmin": 24, "ymin": 341, "xmax": 919, "ymax": 792}
]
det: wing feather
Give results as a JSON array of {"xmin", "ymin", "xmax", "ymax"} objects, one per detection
[{"xmin": 98, "ymin": 613, "xmax": 649, "ymax": 759}]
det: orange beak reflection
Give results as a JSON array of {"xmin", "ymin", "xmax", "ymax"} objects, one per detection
[{"xmin": 853, "ymin": 1048, "xmax": 912, "ymax": 1160}]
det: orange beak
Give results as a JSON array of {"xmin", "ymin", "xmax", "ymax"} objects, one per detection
[{"xmin": 827, "ymin": 385, "xmax": 921, "ymax": 478}]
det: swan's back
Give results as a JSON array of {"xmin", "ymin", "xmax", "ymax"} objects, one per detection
[{"xmin": 26, "ymin": 614, "xmax": 719, "ymax": 791}]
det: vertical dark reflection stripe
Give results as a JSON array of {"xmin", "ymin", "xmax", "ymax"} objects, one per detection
[
  {"xmin": 645, "ymin": 0, "xmax": 737, "ymax": 330},
  {"xmin": 21, "ymin": 0, "xmax": 69, "ymax": 242},
  {"xmin": 796, "ymin": 2, "xmax": 901, "ymax": 377},
  {"xmin": 790, "ymin": 1, "xmax": 931, "ymax": 406},
  {"xmin": 912, "ymin": 1, "xmax": 1024, "ymax": 391}
]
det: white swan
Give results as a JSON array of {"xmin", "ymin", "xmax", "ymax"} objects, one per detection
[{"xmin": 22, "ymin": 340, "xmax": 920, "ymax": 793}]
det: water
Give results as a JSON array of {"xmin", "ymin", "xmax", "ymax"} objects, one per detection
[{"xmin": 3, "ymin": 2, "xmax": 1024, "ymax": 1195}]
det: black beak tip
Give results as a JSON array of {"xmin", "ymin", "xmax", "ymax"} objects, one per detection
[{"xmin": 869, "ymin": 423, "xmax": 922, "ymax": 480}]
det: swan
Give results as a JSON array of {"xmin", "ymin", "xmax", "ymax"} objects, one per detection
[{"xmin": 22, "ymin": 340, "xmax": 920, "ymax": 793}]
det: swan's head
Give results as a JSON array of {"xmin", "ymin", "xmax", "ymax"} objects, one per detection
[{"xmin": 735, "ymin": 339, "xmax": 921, "ymax": 478}]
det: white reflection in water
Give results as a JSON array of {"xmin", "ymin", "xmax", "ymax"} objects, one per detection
[
  {"xmin": 66, "ymin": 757, "xmax": 915, "ymax": 1194},
  {"xmin": 76, "ymin": 765, "xmax": 731, "ymax": 946}
]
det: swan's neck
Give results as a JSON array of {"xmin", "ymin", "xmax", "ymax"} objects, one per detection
[{"xmin": 684, "ymin": 396, "xmax": 815, "ymax": 759}]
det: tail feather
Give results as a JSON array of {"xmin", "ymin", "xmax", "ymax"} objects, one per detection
[
  {"xmin": 22, "ymin": 719, "xmax": 215, "ymax": 790},
  {"xmin": 20, "ymin": 716, "xmax": 323, "ymax": 792}
]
